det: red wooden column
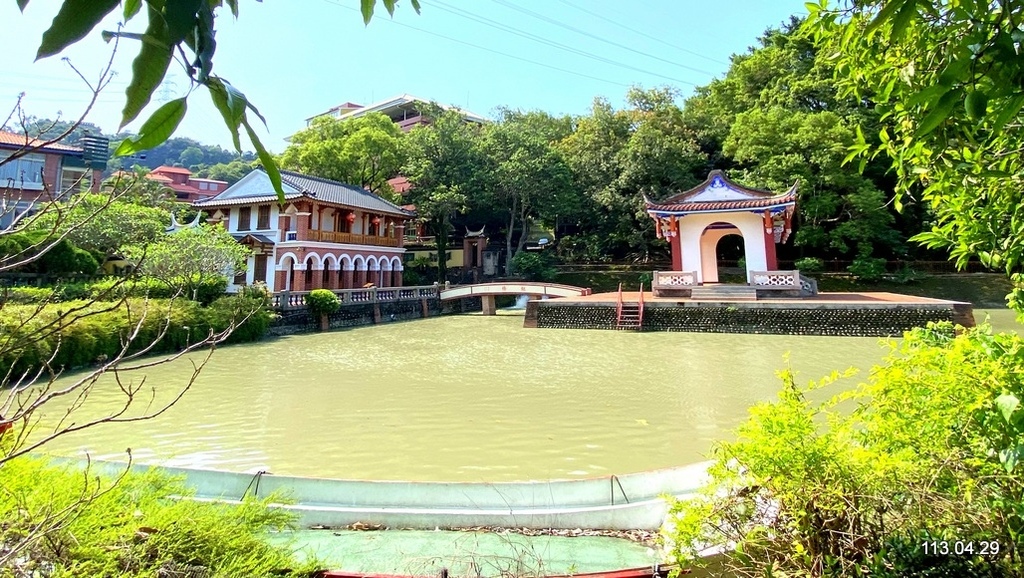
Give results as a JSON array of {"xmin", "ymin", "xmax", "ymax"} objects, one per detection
[
  {"xmin": 763, "ymin": 210, "xmax": 778, "ymax": 270},
  {"xmin": 354, "ymin": 267, "xmax": 366, "ymax": 287},
  {"xmin": 380, "ymin": 268, "xmax": 391, "ymax": 287},
  {"xmin": 669, "ymin": 216, "xmax": 683, "ymax": 270},
  {"xmin": 393, "ymin": 270, "xmax": 403, "ymax": 287},
  {"xmin": 342, "ymin": 268, "xmax": 354, "ymax": 289}
]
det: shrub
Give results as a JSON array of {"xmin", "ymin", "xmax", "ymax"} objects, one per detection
[
  {"xmin": 0, "ymin": 295, "xmax": 271, "ymax": 376},
  {"xmin": 85, "ymin": 276, "xmax": 228, "ymax": 304},
  {"xmin": 0, "ymin": 456, "xmax": 319, "ymax": 576},
  {"xmin": 510, "ymin": 251, "xmax": 556, "ymax": 282},
  {"xmin": 305, "ymin": 288, "xmax": 340, "ymax": 317},
  {"xmin": 664, "ymin": 323, "xmax": 1023, "ymax": 577},
  {"xmin": 794, "ymin": 256, "xmax": 824, "ymax": 274},
  {"xmin": 848, "ymin": 255, "xmax": 888, "ymax": 282},
  {"xmin": 2, "ymin": 286, "xmax": 55, "ymax": 304}
]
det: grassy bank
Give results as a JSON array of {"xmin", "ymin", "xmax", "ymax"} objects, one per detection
[{"xmin": 0, "ymin": 455, "xmax": 317, "ymax": 576}]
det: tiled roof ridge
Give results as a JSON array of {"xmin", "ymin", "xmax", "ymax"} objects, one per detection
[
  {"xmin": 653, "ymin": 170, "xmax": 794, "ymax": 205},
  {"xmin": 0, "ymin": 129, "xmax": 83, "ymax": 153},
  {"xmin": 277, "ymin": 169, "xmax": 409, "ymax": 214}
]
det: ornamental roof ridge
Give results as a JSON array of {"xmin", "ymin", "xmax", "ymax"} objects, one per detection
[
  {"xmin": 645, "ymin": 171, "xmax": 798, "ymax": 212},
  {"xmin": 651, "ymin": 170, "xmax": 794, "ymax": 205}
]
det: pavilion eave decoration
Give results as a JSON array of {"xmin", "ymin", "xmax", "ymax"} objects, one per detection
[{"xmin": 645, "ymin": 170, "xmax": 798, "ymax": 244}]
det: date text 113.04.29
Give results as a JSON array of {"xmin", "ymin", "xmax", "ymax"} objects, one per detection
[{"xmin": 921, "ymin": 540, "xmax": 1000, "ymax": 556}]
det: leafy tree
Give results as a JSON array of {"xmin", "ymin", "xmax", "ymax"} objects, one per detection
[
  {"xmin": 805, "ymin": 0, "xmax": 1024, "ymax": 310},
  {"xmin": 179, "ymin": 145, "xmax": 205, "ymax": 167},
  {"xmin": 128, "ymin": 224, "xmax": 249, "ymax": 300},
  {"xmin": 483, "ymin": 110, "xmax": 574, "ymax": 275},
  {"xmin": 558, "ymin": 89, "xmax": 706, "ymax": 261},
  {"xmin": 403, "ymin": 108, "xmax": 488, "ymax": 280},
  {"xmin": 28, "ymin": 193, "xmax": 169, "ymax": 258},
  {"xmin": 680, "ymin": 22, "xmax": 915, "ymax": 261},
  {"xmin": 280, "ymin": 113, "xmax": 406, "ymax": 196},
  {"xmin": 196, "ymin": 159, "xmax": 255, "ymax": 185},
  {"xmin": 725, "ymin": 107, "xmax": 903, "ymax": 257}
]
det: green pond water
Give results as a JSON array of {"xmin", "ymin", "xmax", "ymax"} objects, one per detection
[{"xmin": 36, "ymin": 308, "xmax": 1019, "ymax": 482}]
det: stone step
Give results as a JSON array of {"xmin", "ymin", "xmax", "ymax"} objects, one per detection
[{"xmin": 690, "ymin": 285, "xmax": 758, "ymax": 301}]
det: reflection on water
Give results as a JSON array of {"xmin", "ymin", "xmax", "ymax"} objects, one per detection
[{"xmin": 36, "ymin": 308, "xmax": 1019, "ymax": 481}]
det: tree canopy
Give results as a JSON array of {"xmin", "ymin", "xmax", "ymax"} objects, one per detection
[
  {"xmin": 805, "ymin": 0, "xmax": 1024, "ymax": 309},
  {"xmin": 280, "ymin": 113, "xmax": 406, "ymax": 197}
]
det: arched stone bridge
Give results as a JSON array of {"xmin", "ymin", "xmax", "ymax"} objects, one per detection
[{"xmin": 439, "ymin": 282, "xmax": 592, "ymax": 315}]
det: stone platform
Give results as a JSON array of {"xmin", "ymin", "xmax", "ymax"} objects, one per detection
[{"xmin": 524, "ymin": 291, "xmax": 975, "ymax": 337}]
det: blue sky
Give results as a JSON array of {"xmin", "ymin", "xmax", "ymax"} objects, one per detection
[{"xmin": 2, "ymin": 1, "xmax": 807, "ymax": 153}]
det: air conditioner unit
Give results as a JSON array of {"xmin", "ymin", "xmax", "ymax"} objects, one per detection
[{"xmin": 286, "ymin": 231, "xmax": 297, "ymax": 241}]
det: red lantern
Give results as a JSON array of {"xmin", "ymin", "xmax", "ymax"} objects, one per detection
[
  {"xmin": 372, "ymin": 216, "xmax": 381, "ymax": 225},
  {"xmin": 346, "ymin": 212, "xmax": 356, "ymax": 224}
]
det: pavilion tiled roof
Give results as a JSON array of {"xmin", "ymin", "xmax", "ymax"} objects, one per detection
[{"xmin": 645, "ymin": 170, "xmax": 797, "ymax": 215}]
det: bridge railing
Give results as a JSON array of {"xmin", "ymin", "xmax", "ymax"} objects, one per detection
[{"xmin": 272, "ymin": 285, "xmax": 439, "ymax": 310}]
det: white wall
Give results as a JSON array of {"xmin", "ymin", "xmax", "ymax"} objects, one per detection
[{"xmin": 678, "ymin": 211, "xmax": 766, "ymax": 283}]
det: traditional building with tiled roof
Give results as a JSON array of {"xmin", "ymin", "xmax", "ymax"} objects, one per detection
[
  {"xmin": 147, "ymin": 165, "xmax": 227, "ymax": 203},
  {"xmin": 194, "ymin": 169, "xmax": 413, "ymax": 292},
  {"xmin": 0, "ymin": 130, "xmax": 107, "ymax": 229},
  {"xmin": 644, "ymin": 170, "xmax": 797, "ymax": 285}
]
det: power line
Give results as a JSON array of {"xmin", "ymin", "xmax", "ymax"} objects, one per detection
[
  {"xmin": 553, "ymin": 0, "xmax": 729, "ymax": 66},
  {"xmin": 317, "ymin": 0, "xmax": 632, "ymax": 88},
  {"xmin": 423, "ymin": 0, "xmax": 701, "ymax": 87},
  {"xmin": 488, "ymin": 0, "xmax": 717, "ymax": 77}
]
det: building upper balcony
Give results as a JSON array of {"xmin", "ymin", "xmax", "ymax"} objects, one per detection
[{"xmin": 305, "ymin": 229, "xmax": 402, "ymax": 247}]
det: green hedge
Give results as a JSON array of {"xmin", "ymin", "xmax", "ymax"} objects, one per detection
[{"xmin": 0, "ymin": 295, "xmax": 272, "ymax": 378}]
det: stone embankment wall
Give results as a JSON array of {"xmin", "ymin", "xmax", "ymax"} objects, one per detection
[
  {"xmin": 269, "ymin": 297, "xmax": 481, "ymax": 336},
  {"xmin": 531, "ymin": 303, "xmax": 968, "ymax": 337}
]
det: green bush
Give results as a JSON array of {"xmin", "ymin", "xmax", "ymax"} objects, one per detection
[
  {"xmin": 85, "ymin": 276, "xmax": 228, "ymax": 304},
  {"xmin": 848, "ymin": 255, "xmax": 888, "ymax": 281},
  {"xmin": 0, "ymin": 456, "xmax": 318, "ymax": 576},
  {"xmin": 794, "ymin": 256, "xmax": 824, "ymax": 274},
  {"xmin": 2, "ymin": 286, "xmax": 55, "ymax": 304},
  {"xmin": 305, "ymin": 288, "xmax": 340, "ymax": 317},
  {"xmin": 664, "ymin": 323, "xmax": 1023, "ymax": 577},
  {"xmin": 510, "ymin": 251, "xmax": 556, "ymax": 281},
  {"xmin": 0, "ymin": 295, "xmax": 271, "ymax": 377}
]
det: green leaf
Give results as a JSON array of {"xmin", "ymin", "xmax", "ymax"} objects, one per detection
[
  {"xmin": 361, "ymin": 0, "xmax": 374, "ymax": 24},
  {"xmin": 866, "ymin": 0, "xmax": 909, "ymax": 34},
  {"xmin": 36, "ymin": 0, "xmax": 120, "ymax": 60},
  {"xmin": 991, "ymin": 95, "xmax": 1024, "ymax": 134},
  {"xmin": 915, "ymin": 88, "xmax": 962, "ymax": 137},
  {"xmin": 164, "ymin": 0, "xmax": 203, "ymax": 44},
  {"xmin": 114, "ymin": 97, "xmax": 188, "ymax": 156},
  {"xmin": 965, "ymin": 90, "xmax": 988, "ymax": 121},
  {"xmin": 207, "ymin": 77, "xmax": 245, "ymax": 151},
  {"xmin": 120, "ymin": 7, "xmax": 174, "ymax": 128},
  {"xmin": 123, "ymin": 0, "xmax": 142, "ymax": 20},
  {"xmin": 17, "ymin": 0, "xmax": 30, "ymax": 11},
  {"xmin": 999, "ymin": 445, "xmax": 1024, "ymax": 473},
  {"xmin": 242, "ymin": 116, "xmax": 285, "ymax": 203},
  {"xmin": 890, "ymin": 0, "xmax": 917, "ymax": 38},
  {"xmin": 907, "ymin": 84, "xmax": 951, "ymax": 107},
  {"xmin": 996, "ymin": 393, "xmax": 1020, "ymax": 424}
]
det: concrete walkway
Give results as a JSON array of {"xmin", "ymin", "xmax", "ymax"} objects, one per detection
[{"xmin": 271, "ymin": 529, "xmax": 660, "ymax": 576}]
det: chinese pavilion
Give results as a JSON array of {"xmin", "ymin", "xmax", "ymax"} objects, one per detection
[{"xmin": 644, "ymin": 170, "xmax": 797, "ymax": 284}]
